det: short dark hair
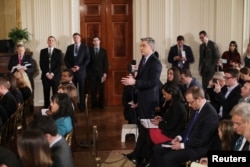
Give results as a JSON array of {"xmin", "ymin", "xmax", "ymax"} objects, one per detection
[
  {"xmin": 73, "ymin": 32, "xmax": 81, "ymax": 37},
  {"xmin": 62, "ymin": 69, "xmax": 73, "ymax": 77},
  {"xmin": 225, "ymin": 67, "xmax": 239, "ymax": 78},
  {"xmin": 177, "ymin": 35, "xmax": 184, "ymax": 41},
  {"xmin": 29, "ymin": 116, "xmax": 58, "ymax": 136},
  {"xmin": 180, "ymin": 69, "xmax": 192, "ymax": 77},
  {"xmin": 92, "ymin": 36, "xmax": 101, "ymax": 40},
  {"xmin": 47, "ymin": 36, "xmax": 56, "ymax": 41},
  {"xmin": 199, "ymin": 30, "xmax": 207, "ymax": 36},
  {"xmin": 185, "ymin": 86, "xmax": 205, "ymax": 99},
  {"xmin": 239, "ymin": 67, "xmax": 250, "ymax": 75}
]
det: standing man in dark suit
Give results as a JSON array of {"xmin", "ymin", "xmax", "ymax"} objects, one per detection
[
  {"xmin": 39, "ymin": 36, "xmax": 62, "ymax": 108},
  {"xmin": 198, "ymin": 30, "xmax": 220, "ymax": 91},
  {"xmin": 88, "ymin": 37, "xmax": 108, "ymax": 109},
  {"xmin": 121, "ymin": 37, "xmax": 162, "ymax": 165},
  {"xmin": 151, "ymin": 86, "xmax": 219, "ymax": 167},
  {"xmin": 168, "ymin": 35, "xmax": 194, "ymax": 70},
  {"xmin": 64, "ymin": 33, "xmax": 90, "ymax": 110}
]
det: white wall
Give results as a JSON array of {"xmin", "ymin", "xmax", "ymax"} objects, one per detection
[
  {"xmin": 19, "ymin": 0, "xmax": 250, "ymax": 106},
  {"xmin": 133, "ymin": 0, "xmax": 250, "ymax": 83}
]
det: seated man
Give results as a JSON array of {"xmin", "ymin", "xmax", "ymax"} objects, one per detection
[
  {"xmin": 207, "ymin": 68, "xmax": 241, "ymax": 119},
  {"xmin": 230, "ymin": 103, "xmax": 250, "ymax": 151},
  {"xmin": 151, "ymin": 86, "xmax": 219, "ymax": 167},
  {"xmin": 30, "ymin": 115, "xmax": 73, "ymax": 167},
  {"xmin": 180, "ymin": 69, "xmax": 202, "ymax": 95},
  {"xmin": 0, "ymin": 77, "xmax": 17, "ymax": 121},
  {"xmin": 59, "ymin": 69, "xmax": 75, "ymax": 86}
]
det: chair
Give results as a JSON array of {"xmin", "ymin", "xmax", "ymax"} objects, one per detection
[
  {"xmin": 121, "ymin": 124, "xmax": 138, "ymax": 142},
  {"xmin": 0, "ymin": 119, "xmax": 9, "ymax": 146},
  {"xmin": 65, "ymin": 131, "xmax": 73, "ymax": 146}
]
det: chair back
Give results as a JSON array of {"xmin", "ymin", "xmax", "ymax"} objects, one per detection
[
  {"xmin": 0, "ymin": 119, "xmax": 9, "ymax": 146},
  {"xmin": 65, "ymin": 131, "xmax": 73, "ymax": 146}
]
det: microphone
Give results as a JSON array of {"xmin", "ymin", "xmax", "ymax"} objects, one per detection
[{"xmin": 128, "ymin": 60, "xmax": 137, "ymax": 75}]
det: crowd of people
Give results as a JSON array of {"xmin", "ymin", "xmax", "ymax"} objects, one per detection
[
  {"xmin": 1, "ymin": 30, "xmax": 250, "ymax": 167},
  {"xmin": 0, "ymin": 33, "xmax": 108, "ymax": 167},
  {"xmin": 121, "ymin": 32, "xmax": 250, "ymax": 167}
]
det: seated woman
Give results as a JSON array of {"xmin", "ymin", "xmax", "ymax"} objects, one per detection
[
  {"xmin": 17, "ymin": 129, "xmax": 52, "ymax": 167},
  {"xmin": 13, "ymin": 70, "xmax": 32, "ymax": 101},
  {"xmin": 195, "ymin": 120, "xmax": 234, "ymax": 167},
  {"xmin": 150, "ymin": 82, "xmax": 187, "ymax": 144},
  {"xmin": 47, "ymin": 93, "xmax": 74, "ymax": 137},
  {"xmin": 57, "ymin": 84, "xmax": 78, "ymax": 111},
  {"xmin": 123, "ymin": 82, "xmax": 187, "ymax": 166}
]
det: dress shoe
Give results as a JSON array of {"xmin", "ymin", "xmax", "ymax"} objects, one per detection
[{"xmin": 122, "ymin": 153, "xmax": 137, "ymax": 164}]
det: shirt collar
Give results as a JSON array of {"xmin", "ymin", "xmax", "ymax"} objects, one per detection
[{"xmin": 49, "ymin": 135, "xmax": 62, "ymax": 147}]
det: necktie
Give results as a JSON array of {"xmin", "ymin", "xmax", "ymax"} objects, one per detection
[
  {"xmin": 234, "ymin": 136, "xmax": 243, "ymax": 151},
  {"xmin": 142, "ymin": 57, "xmax": 146, "ymax": 66},
  {"xmin": 178, "ymin": 48, "xmax": 183, "ymax": 69},
  {"xmin": 18, "ymin": 55, "xmax": 22, "ymax": 64},
  {"xmin": 74, "ymin": 45, "xmax": 78, "ymax": 55},
  {"xmin": 183, "ymin": 111, "xmax": 199, "ymax": 142},
  {"xmin": 48, "ymin": 48, "xmax": 52, "ymax": 73},
  {"xmin": 95, "ymin": 48, "xmax": 98, "ymax": 56}
]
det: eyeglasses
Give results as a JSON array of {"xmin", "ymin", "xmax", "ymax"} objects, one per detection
[
  {"xmin": 224, "ymin": 76, "xmax": 233, "ymax": 80},
  {"xmin": 187, "ymin": 99, "xmax": 196, "ymax": 105}
]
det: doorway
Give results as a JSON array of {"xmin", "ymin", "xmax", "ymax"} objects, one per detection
[{"xmin": 80, "ymin": 0, "xmax": 133, "ymax": 106}]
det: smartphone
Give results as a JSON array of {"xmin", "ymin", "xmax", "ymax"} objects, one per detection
[{"xmin": 212, "ymin": 78, "xmax": 218, "ymax": 83}]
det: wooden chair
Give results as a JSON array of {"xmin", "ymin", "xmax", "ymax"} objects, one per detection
[
  {"xmin": 0, "ymin": 119, "xmax": 10, "ymax": 146},
  {"xmin": 65, "ymin": 131, "xmax": 74, "ymax": 147},
  {"xmin": 22, "ymin": 98, "xmax": 31, "ymax": 128}
]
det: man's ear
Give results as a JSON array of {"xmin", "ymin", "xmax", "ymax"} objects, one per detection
[{"xmin": 45, "ymin": 133, "xmax": 52, "ymax": 143}]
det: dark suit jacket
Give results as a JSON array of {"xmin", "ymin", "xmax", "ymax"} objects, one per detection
[
  {"xmin": 0, "ymin": 91, "xmax": 17, "ymax": 118},
  {"xmin": 180, "ymin": 77, "xmax": 202, "ymax": 95},
  {"xmin": 168, "ymin": 44, "xmax": 194, "ymax": 69},
  {"xmin": 158, "ymin": 99, "xmax": 187, "ymax": 138},
  {"xmin": 199, "ymin": 40, "xmax": 220, "ymax": 76},
  {"xmin": 135, "ymin": 53, "xmax": 162, "ymax": 118},
  {"xmin": 88, "ymin": 47, "xmax": 108, "ymax": 78},
  {"xmin": 215, "ymin": 84, "xmax": 241, "ymax": 119},
  {"xmin": 64, "ymin": 43, "xmax": 90, "ymax": 77},
  {"xmin": 39, "ymin": 48, "xmax": 62, "ymax": 81},
  {"xmin": 0, "ymin": 146, "xmax": 21, "ymax": 167},
  {"xmin": 182, "ymin": 102, "xmax": 219, "ymax": 157},
  {"xmin": 51, "ymin": 137, "xmax": 73, "ymax": 167},
  {"xmin": 8, "ymin": 54, "xmax": 34, "ymax": 78}
]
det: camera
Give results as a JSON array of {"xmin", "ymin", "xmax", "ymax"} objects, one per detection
[{"xmin": 212, "ymin": 78, "xmax": 218, "ymax": 83}]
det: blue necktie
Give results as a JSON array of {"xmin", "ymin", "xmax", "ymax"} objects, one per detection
[
  {"xmin": 183, "ymin": 111, "xmax": 198, "ymax": 142},
  {"xmin": 234, "ymin": 136, "xmax": 243, "ymax": 151}
]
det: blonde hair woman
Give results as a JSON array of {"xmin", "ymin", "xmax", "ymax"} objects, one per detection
[{"xmin": 13, "ymin": 70, "xmax": 32, "ymax": 101}]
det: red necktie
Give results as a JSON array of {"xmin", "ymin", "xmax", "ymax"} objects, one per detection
[{"xmin": 18, "ymin": 55, "xmax": 22, "ymax": 64}]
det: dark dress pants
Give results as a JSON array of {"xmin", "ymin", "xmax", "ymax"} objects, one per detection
[
  {"xmin": 73, "ymin": 72, "xmax": 86, "ymax": 110},
  {"xmin": 90, "ymin": 74, "xmax": 104, "ymax": 107},
  {"xmin": 42, "ymin": 77, "xmax": 59, "ymax": 108},
  {"xmin": 151, "ymin": 144, "xmax": 200, "ymax": 167}
]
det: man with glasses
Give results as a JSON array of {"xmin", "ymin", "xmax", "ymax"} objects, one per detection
[
  {"xmin": 151, "ymin": 86, "xmax": 219, "ymax": 167},
  {"xmin": 208, "ymin": 68, "xmax": 241, "ymax": 119},
  {"xmin": 230, "ymin": 103, "xmax": 250, "ymax": 151}
]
